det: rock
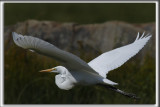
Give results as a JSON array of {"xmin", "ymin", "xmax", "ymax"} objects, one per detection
[{"xmin": 4, "ymin": 20, "xmax": 155, "ymax": 62}]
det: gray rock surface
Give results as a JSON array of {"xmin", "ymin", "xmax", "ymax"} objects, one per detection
[{"xmin": 4, "ymin": 20, "xmax": 155, "ymax": 62}]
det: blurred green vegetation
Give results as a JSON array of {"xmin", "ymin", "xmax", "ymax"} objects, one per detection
[
  {"xmin": 4, "ymin": 3, "xmax": 155, "ymax": 26},
  {"xmin": 4, "ymin": 3, "xmax": 155, "ymax": 104}
]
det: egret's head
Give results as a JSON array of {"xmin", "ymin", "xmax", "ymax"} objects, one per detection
[{"xmin": 39, "ymin": 66, "xmax": 66, "ymax": 73}]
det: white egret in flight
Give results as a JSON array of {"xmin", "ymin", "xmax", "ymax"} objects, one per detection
[{"xmin": 12, "ymin": 32, "xmax": 151, "ymax": 99}]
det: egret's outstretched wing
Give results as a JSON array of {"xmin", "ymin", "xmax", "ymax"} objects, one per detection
[
  {"xmin": 12, "ymin": 32, "xmax": 98, "ymax": 75},
  {"xmin": 88, "ymin": 32, "xmax": 151, "ymax": 78}
]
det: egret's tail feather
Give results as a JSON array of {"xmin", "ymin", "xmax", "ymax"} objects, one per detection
[{"xmin": 103, "ymin": 79, "xmax": 118, "ymax": 85}]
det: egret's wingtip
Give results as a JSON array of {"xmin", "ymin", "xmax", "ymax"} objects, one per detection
[
  {"xmin": 12, "ymin": 32, "xmax": 18, "ymax": 38},
  {"xmin": 12, "ymin": 32, "xmax": 16, "ymax": 40},
  {"xmin": 12, "ymin": 32, "xmax": 16, "ymax": 36},
  {"xmin": 145, "ymin": 34, "xmax": 152, "ymax": 38}
]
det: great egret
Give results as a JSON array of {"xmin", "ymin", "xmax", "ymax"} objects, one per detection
[{"xmin": 12, "ymin": 32, "xmax": 151, "ymax": 99}]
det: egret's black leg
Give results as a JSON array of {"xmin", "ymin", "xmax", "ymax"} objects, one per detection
[{"xmin": 97, "ymin": 84, "xmax": 140, "ymax": 99}]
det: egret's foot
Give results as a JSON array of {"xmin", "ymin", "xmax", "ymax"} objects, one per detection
[{"xmin": 97, "ymin": 84, "xmax": 140, "ymax": 100}]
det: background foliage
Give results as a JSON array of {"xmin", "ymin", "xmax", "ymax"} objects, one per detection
[
  {"xmin": 4, "ymin": 3, "xmax": 155, "ymax": 26},
  {"xmin": 4, "ymin": 3, "xmax": 155, "ymax": 104}
]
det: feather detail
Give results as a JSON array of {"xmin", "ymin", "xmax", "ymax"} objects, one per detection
[{"xmin": 88, "ymin": 32, "xmax": 152, "ymax": 78}]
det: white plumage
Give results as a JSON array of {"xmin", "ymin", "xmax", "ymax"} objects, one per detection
[
  {"xmin": 12, "ymin": 32, "xmax": 151, "ymax": 96},
  {"xmin": 88, "ymin": 32, "xmax": 151, "ymax": 78}
]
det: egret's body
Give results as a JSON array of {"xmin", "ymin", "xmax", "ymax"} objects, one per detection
[
  {"xmin": 12, "ymin": 32, "xmax": 151, "ymax": 99},
  {"xmin": 45, "ymin": 66, "xmax": 109, "ymax": 90}
]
